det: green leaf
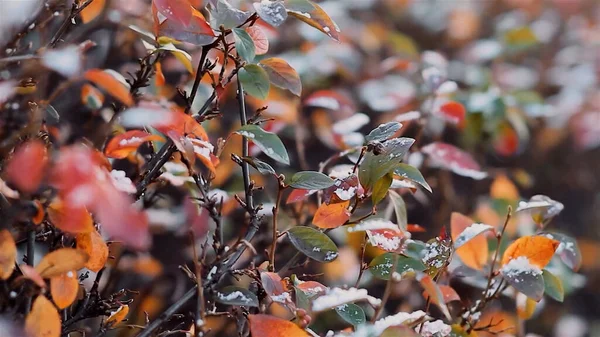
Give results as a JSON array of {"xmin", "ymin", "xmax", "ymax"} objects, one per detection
[
  {"xmin": 403, "ymin": 240, "xmax": 426, "ymax": 261},
  {"xmin": 380, "ymin": 326, "xmax": 421, "ymax": 337},
  {"xmin": 369, "ymin": 253, "xmax": 426, "ymax": 280},
  {"xmin": 232, "ymin": 28, "xmax": 255, "ymax": 63},
  {"xmin": 238, "ymin": 64, "xmax": 270, "ymax": 99},
  {"xmin": 365, "ymin": 122, "xmax": 402, "ymax": 143},
  {"xmin": 393, "ymin": 163, "xmax": 431, "ymax": 193},
  {"xmin": 294, "ymin": 286, "xmax": 311, "ymax": 311},
  {"xmin": 388, "ymin": 190, "xmax": 407, "ymax": 231},
  {"xmin": 371, "ymin": 173, "xmax": 392, "ymax": 205},
  {"xmin": 542, "ymin": 269, "xmax": 564, "ymax": 302},
  {"xmin": 242, "ymin": 156, "xmax": 276, "ymax": 175},
  {"xmin": 287, "ymin": 226, "xmax": 338, "ymax": 263},
  {"xmin": 358, "ymin": 137, "xmax": 415, "ymax": 189},
  {"xmin": 289, "ymin": 171, "xmax": 334, "ymax": 190},
  {"xmin": 335, "ymin": 303, "xmax": 365, "ymax": 327},
  {"xmin": 235, "ymin": 124, "xmax": 289, "ymax": 165},
  {"xmin": 215, "ymin": 286, "xmax": 259, "ymax": 307},
  {"xmin": 210, "ymin": 0, "xmax": 251, "ymax": 29}
]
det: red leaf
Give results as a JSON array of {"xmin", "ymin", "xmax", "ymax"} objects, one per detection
[
  {"xmin": 104, "ymin": 130, "xmax": 164, "ymax": 159},
  {"xmin": 366, "ymin": 228, "xmax": 407, "ymax": 252},
  {"xmin": 153, "ymin": 0, "xmax": 193, "ymax": 27},
  {"xmin": 436, "ymin": 100, "xmax": 466, "ymax": 125},
  {"xmin": 494, "ymin": 124, "xmax": 519, "ymax": 156},
  {"xmin": 84, "ymin": 69, "xmax": 134, "ymax": 106},
  {"xmin": 246, "ymin": 26, "xmax": 269, "ymax": 55},
  {"xmin": 421, "ymin": 142, "xmax": 487, "ymax": 180},
  {"xmin": 286, "ymin": 189, "xmax": 317, "ymax": 204},
  {"xmin": 5, "ymin": 140, "xmax": 48, "ymax": 193},
  {"xmin": 159, "ymin": 8, "xmax": 215, "ymax": 45}
]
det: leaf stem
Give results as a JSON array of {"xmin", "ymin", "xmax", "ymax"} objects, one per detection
[{"xmin": 269, "ymin": 179, "xmax": 285, "ymax": 271}]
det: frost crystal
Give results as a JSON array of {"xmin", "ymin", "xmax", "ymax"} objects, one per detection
[
  {"xmin": 217, "ymin": 291, "xmax": 251, "ymax": 303},
  {"xmin": 312, "ymin": 287, "xmax": 381, "ymax": 312},
  {"xmin": 418, "ymin": 320, "xmax": 452, "ymax": 337},
  {"xmin": 373, "ymin": 310, "xmax": 426, "ymax": 335},
  {"xmin": 347, "ymin": 218, "xmax": 399, "ymax": 232},
  {"xmin": 501, "ymin": 256, "xmax": 542, "ymax": 280}
]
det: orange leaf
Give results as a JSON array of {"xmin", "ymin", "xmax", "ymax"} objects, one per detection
[
  {"xmin": 438, "ymin": 101, "xmax": 466, "ymax": 125},
  {"xmin": 84, "ymin": 69, "xmax": 134, "ymax": 106},
  {"xmin": 106, "ymin": 304, "xmax": 129, "ymax": 326},
  {"xmin": 501, "ymin": 235, "xmax": 559, "ymax": 269},
  {"xmin": 259, "ymin": 57, "xmax": 302, "ymax": 96},
  {"xmin": 47, "ymin": 198, "xmax": 95, "ymax": 234},
  {"xmin": 50, "ymin": 271, "xmax": 79, "ymax": 309},
  {"xmin": 246, "ymin": 26, "xmax": 269, "ymax": 55},
  {"xmin": 490, "ymin": 174, "xmax": 519, "ymax": 200},
  {"xmin": 0, "ymin": 230, "xmax": 17, "ymax": 280},
  {"xmin": 80, "ymin": 83, "xmax": 105, "ymax": 109},
  {"xmin": 451, "ymin": 212, "xmax": 488, "ymax": 270},
  {"xmin": 76, "ymin": 230, "xmax": 109, "ymax": 272},
  {"xmin": 418, "ymin": 273, "xmax": 451, "ymax": 320},
  {"xmin": 248, "ymin": 314, "xmax": 308, "ymax": 337},
  {"xmin": 312, "ymin": 201, "xmax": 350, "ymax": 229},
  {"xmin": 104, "ymin": 130, "xmax": 164, "ymax": 159},
  {"xmin": 79, "ymin": 0, "xmax": 106, "ymax": 24},
  {"xmin": 20, "ymin": 264, "xmax": 46, "ymax": 288},
  {"xmin": 26, "ymin": 295, "xmax": 61, "ymax": 337},
  {"xmin": 35, "ymin": 248, "xmax": 89, "ymax": 279},
  {"xmin": 155, "ymin": 62, "xmax": 166, "ymax": 87},
  {"xmin": 287, "ymin": 2, "xmax": 340, "ymax": 41},
  {"xmin": 5, "ymin": 140, "xmax": 48, "ymax": 193},
  {"xmin": 423, "ymin": 285, "xmax": 460, "ymax": 303}
]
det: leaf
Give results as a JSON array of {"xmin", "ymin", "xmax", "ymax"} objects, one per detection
[
  {"xmin": 501, "ymin": 235, "xmax": 559, "ymax": 269},
  {"xmin": 359, "ymin": 137, "xmax": 415, "ymax": 189},
  {"xmin": 0, "ymin": 230, "xmax": 17, "ymax": 280},
  {"xmin": 287, "ymin": 226, "xmax": 338, "ymax": 262},
  {"xmin": 243, "ymin": 156, "xmax": 276, "ymax": 175},
  {"xmin": 5, "ymin": 140, "xmax": 48, "ymax": 193},
  {"xmin": 422, "ymin": 237, "xmax": 453, "ymax": 277},
  {"xmin": 84, "ymin": 69, "xmax": 133, "ymax": 106},
  {"xmin": 50, "ymin": 271, "xmax": 79, "ymax": 309},
  {"xmin": 235, "ymin": 124, "xmax": 289, "ymax": 164},
  {"xmin": 238, "ymin": 64, "xmax": 271, "ymax": 100},
  {"xmin": 421, "ymin": 142, "xmax": 487, "ymax": 180},
  {"xmin": 453, "ymin": 223, "xmax": 494, "ymax": 249},
  {"xmin": 254, "ymin": 0, "xmax": 288, "ymax": 27},
  {"xmin": 367, "ymin": 228, "xmax": 407, "ymax": 252},
  {"xmin": 312, "ymin": 201, "xmax": 350, "ymax": 229},
  {"xmin": 365, "ymin": 122, "xmax": 402, "ymax": 143},
  {"xmin": 501, "ymin": 259, "xmax": 545, "ymax": 301},
  {"xmin": 286, "ymin": 0, "xmax": 340, "ymax": 41},
  {"xmin": 160, "ymin": 11, "xmax": 216, "ymax": 45},
  {"xmin": 542, "ymin": 269, "xmax": 564, "ymax": 302},
  {"xmin": 26, "ymin": 295, "xmax": 61, "ymax": 337},
  {"xmin": 388, "ymin": 190, "xmax": 407, "ymax": 231},
  {"xmin": 418, "ymin": 273, "xmax": 451, "ymax": 320},
  {"xmin": 104, "ymin": 130, "xmax": 164, "ymax": 159},
  {"xmin": 106, "ymin": 304, "xmax": 129, "ymax": 326},
  {"xmin": 289, "ymin": 171, "xmax": 334, "ymax": 190},
  {"xmin": 246, "ymin": 26, "xmax": 269, "ymax": 55},
  {"xmin": 215, "ymin": 286, "xmax": 259, "ymax": 307},
  {"xmin": 232, "ymin": 28, "xmax": 255, "ymax": 62},
  {"xmin": 79, "ymin": 0, "xmax": 106, "ymax": 23},
  {"xmin": 286, "ymin": 188, "xmax": 317, "ymax": 204},
  {"xmin": 541, "ymin": 232, "xmax": 582, "ymax": 271},
  {"xmin": 47, "ymin": 199, "xmax": 95, "ymax": 234},
  {"xmin": 335, "ymin": 303, "xmax": 365, "ymax": 327},
  {"xmin": 369, "ymin": 253, "xmax": 426, "ymax": 280},
  {"xmin": 516, "ymin": 195, "xmax": 564, "ymax": 224},
  {"xmin": 371, "ymin": 173, "xmax": 393, "ymax": 205},
  {"xmin": 436, "ymin": 101, "xmax": 466, "ymax": 125},
  {"xmin": 451, "ymin": 212, "xmax": 488, "ymax": 270},
  {"xmin": 248, "ymin": 314, "xmax": 309, "ymax": 337},
  {"xmin": 490, "ymin": 174, "xmax": 519, "ymax": 200},
  {"xmin": 210, "ymin": 0, "xmax": 251, "ymax": 30},
  {"xmin": 76, "ymin": 230, "xmax": 109, "ymax": 272},
  {"xmin": 259, "ymin": 58, "xmax": 302, "ymax": 97},
  {"xmin": 516, "ymin": 293, "xmax": 537, "ymax": 320},
  {"xmin": 154, "ymin": 0, "xmax": 193, "ymax": 27},
  {"xmin": 380, "ymin": 326, "xmax": 421, "ymax": 337},
  {"xmin": 423, "ymin": 285, "xmax": 461, "ymax": 303},
  {"xmin": 35, "ymin": 248, "xmax": 90, "ymax": 279},
  {"xmin": 157, "ymin": 43, "xmax": 194, "ymax": 73}
]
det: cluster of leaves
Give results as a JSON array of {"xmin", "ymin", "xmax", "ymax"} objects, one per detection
[{"xmin": 0, "ymin": 0, "xmax": 597, "ymax": 337}]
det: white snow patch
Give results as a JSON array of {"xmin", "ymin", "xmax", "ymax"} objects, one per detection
[
  {"xmin": 312, "ymin": 287, "xmax": 381, "ymax": 312},
  {"xmin": 454, "ymin": 223, "xmax": 493, "ymax": 248}
]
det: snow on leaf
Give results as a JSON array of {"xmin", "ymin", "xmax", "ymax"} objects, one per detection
[
  {"xmin": 235, "ymin": 124, "xmax": 289, "ymax": 164},
  {"xmin": 286, "ymin": 0, "xmax": 340, "ymax": 41},
  {"xmin": 332, "ymin": 113, "xmax": 370, "ymax": 135},
  {"xmin": 451, "ymin": 212, "xmax": 487, "ymax": 270},
  {"xmin": 500, "ymin": 256, "xmax": 545, "ymax": 301},
  {"xmin": 84, "ymin": 69, "xmax": 133, "ymax": 106},
  {"xmin": 311, "ymin": 287, "xmax": 381, "ymax": 312},
  {"xmin": 42, "ymin": 46, "xmax": 82, "ymax": 78},
  {"xmin": 254, "ymin": 0, "xmax": 288, "ymax": 27},
  {"xmin": 453, "ymin": 223, "xmax": 494, "ymax": 249},
  {"xmin": 516, "ymin": 195, "xmax": 564, "ymax": 224},
  {"xmin": 104, "ymin": 130, "xmax": 164, "ymax": 159},
  {"xmin": 215, "ymin": 286, "xmax": 259, "ymax": 307},
  {"xmin": 422, "ymin": 142, "xmax": 487, "ymax": 180}
]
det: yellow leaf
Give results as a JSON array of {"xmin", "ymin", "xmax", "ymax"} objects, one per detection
[
  {"xmin": 516, "ymin": 293, "xmax": 536, "ymax": 319},
  {"xmin": 501, "ymin": 235, "xmax": 559, "ymax": 269},
  {"xmin": 451, "ymin": 212, "xmax": 488, "ymax": 270},
  {"xmin": 106, "ymin": 304, "xmax": 129, "ymax": 326},
  {"xmin": 35, "ymin": 248, "xmax": 89, "ymax": 279},
  {"xmin": 248, "ymin": 314, "xmax": 308, "ymax": 337},
  {"xmin": 50, "ymin": 271, "xmax": 79, "ymax": 309},
  {"xmin": 25, "ymin": 295, "xmax": 61, "ymax": 337},
  {"xmin": 76, "ymin": 230, "xmax": 109, "ymax": 272},
  {"xmin": 0, "ymin": 230, "xmax": 17, "ymax": 280}
]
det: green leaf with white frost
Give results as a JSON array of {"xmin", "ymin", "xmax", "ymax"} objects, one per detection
[
  {"xmin": 359, "ymin": 137, "xmax": 415, "ymax": 189},
  {"xmin": 232, "ymin": 28, "xmax": 255, "ymax": 63},
  {"xmin": 287, "ymin": 226, "xmax": 338, "ymax": 263},
  {"xmin": 235, "ymin": 125, "xmax": 289, "ymax": 165},
  {"xmin": 365, "ymin": 122, "xmax": 402, "ymax": 143},
  {"xmin": 393, "ymin": 163, "xmax": 432, "ymax": 193},
  {"xmin": 335, "ymin": 303, "xmax": 365, "ymax": 327},
  {"xmin": 289, "ymin": 171, "xmax": 334, "ymax": 190},
  {"xmin": 242, "ymin": 156, "xmax": 276, "ymax": 175},
  {"xmin": 369, "ymin": 253, "xmax": 426, "ymax": 280},
  {"xmin": 238, "ymin": 64, "xmax": 270, "ymax": 100}
]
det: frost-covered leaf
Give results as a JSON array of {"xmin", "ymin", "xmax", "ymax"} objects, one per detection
[
  {"xmin": 259, "ymin": 58, "xmax": 302, "ymax": 97},
  {"xmin": 232, "ymin": 27, "xmax": 255, "ymax": 62},
  {"xmin": 216, "ymin": 286, "xmax": 259, "ymax": 307},
  {"xmin": 541, "ymin": 232, "xmax": 581, "ymax": 271},
  {"xmin": 335, "ymin": 303, "xmax": 365, "ymax": 327},
  {"xmin": 393, "ymin": 163, "xmax": 431, "ymax": 193},
  {"xmin": 453, "ymin": 223, "xmax": 494, "ymax": 249},
  {"xmin": 369, "ymin": 253, "xmax": 426, "ymax": 280},
  {"xmin": 289, "ymin": 171, "xmax": 334, "ymax": 190},
  {"xmin": 422, "ymin": 142, "xmax": 487, "ymax": 180},
  {"xmin": 312, "ymin": 287, "xmax": 380, "ymax": 312},
  {"xmin": 366, "ymin": 228, "xmax": 407, "ymax": 253},
  {"xmin": 365, "ymin": 122, "xmax": 402, "ymax": 143},
  {"xmin": 500, "ymin": 256, "xmax": 545, "ymax": 301},
  {"xmin": 501, "ymin": 236, "xmax": 559, "ymax": 269},
  {"xmin": 388, "ymin": 190, "xmax": 407, "ymax": 231},
  {"xmin": 516, "ymin": 195, "xmax": 564, "ymax": 224},
  {"xmin": 238, "ymin": 64, "xmax": 270, "ymax": 100},
  {"xmin": 42, "ymin": 46, "xmax": 82, "ymax": 78},
  {"xmin": 286, "ymin": 0, "xmax": 340, "ymax": 41},
  {"xmin": 287, "ymin": 226, "xmax": 338, "ymax": 262},
  {"xmin": 104, "ymin": 130, "xmax": 164, "ymax": 159},
  {"xmin": 286, "ymin": 188, "xmax": 317, "ymax": 204},
  {"xmin": 542, "ymin": 269, "xmax": 564, "ymax": 302},
  {"xmin": 254, "ymin": 0, "xmax": 288, "ymax": 27},
  {"xmin": 422, "ymin": 236, "xmax": 453, "ymax": 276},
  {"xmin": 235, "ymin": 124, "xmax": 289, "ymax": 164},
  {"xmin": 243, "ymin": 156, "xmax": 276, "ymax": 175},
  {"xmin": 210, "ymin": 0, "xmax": 251, "ymax": 29},
  {"xmin": 359, "ymin": 137, "xmax": 415, "ymax": 189}
]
